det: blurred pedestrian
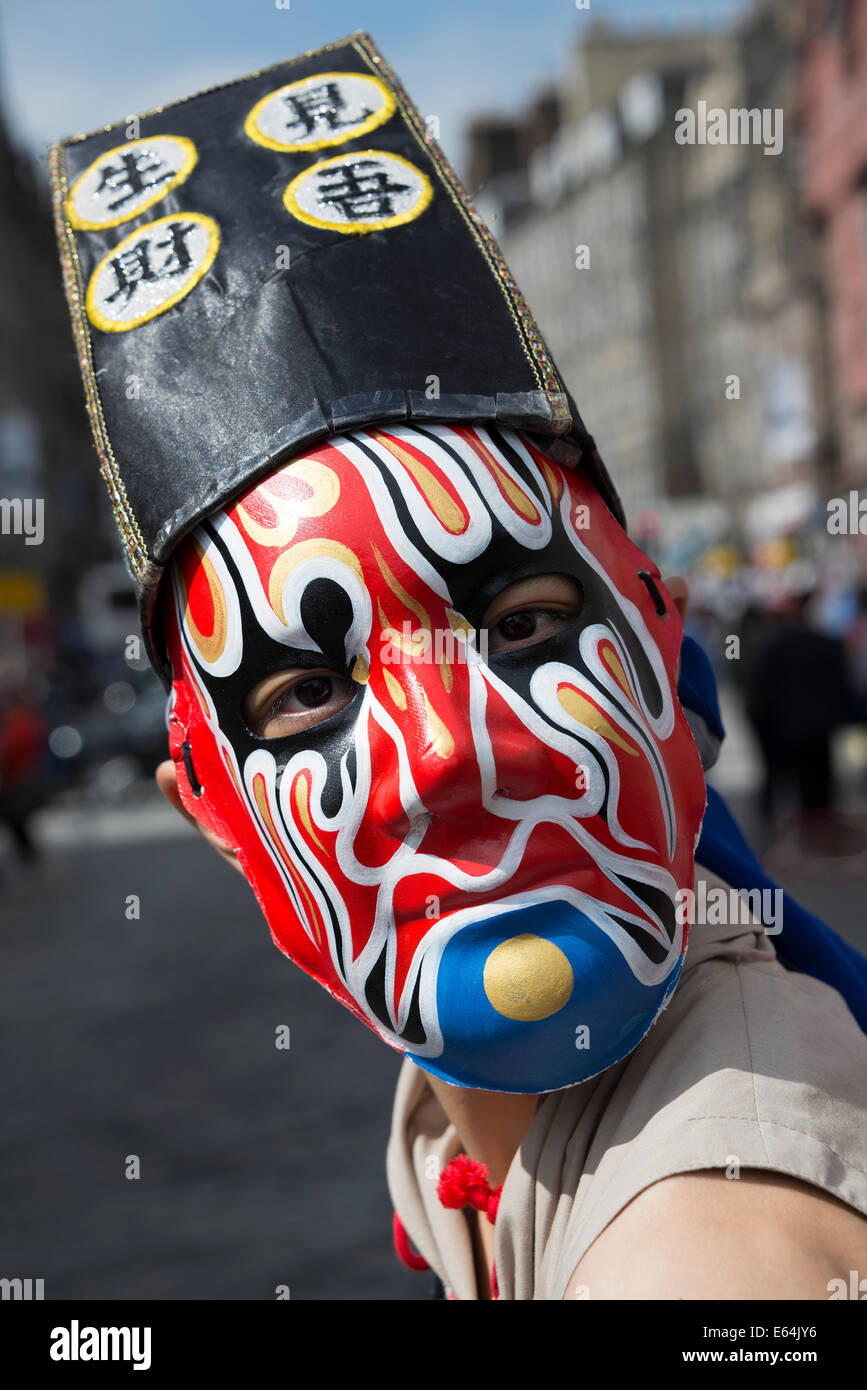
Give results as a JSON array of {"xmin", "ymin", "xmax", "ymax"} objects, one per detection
[
  {"xmin": 745, "ymin": 588, "xmax": 856, "ymax": 826},
  {"xmin": 844, "ymin": 582, "xmax": 867, "ymax": 723},
  {"xmin": 0, "ymin": 683, "xmax": 48, "ymax": 861}
]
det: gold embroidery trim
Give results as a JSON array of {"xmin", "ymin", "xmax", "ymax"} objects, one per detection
[{"xmin": 49, "ymin": 141, "xmax": 151, "ymax": 584}]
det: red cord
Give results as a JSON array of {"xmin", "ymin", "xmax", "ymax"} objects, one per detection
[
  {"xmin": 392, "ymin": 1153, "xmax": 504, "ymax": 1297},
  {"xmin": 392, "ymin": 1211, "xmax": 431, "ymax": 1272}
]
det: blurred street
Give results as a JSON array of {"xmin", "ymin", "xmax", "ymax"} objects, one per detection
[{"xmin": 0, "ymin": 804, "xmax": 429, "ymax": 1301}]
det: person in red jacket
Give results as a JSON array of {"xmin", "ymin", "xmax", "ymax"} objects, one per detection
[{"xmin": 0, "ymin": 683, "xmax": 47, "ymax": 861}]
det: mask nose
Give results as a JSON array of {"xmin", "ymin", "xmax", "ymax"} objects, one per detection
[
  {"xmin": 366, "ymin": 685, "xmax": 485, "ymax": 833},
  {"xmin": 484, "ymin": 723, "xmax": 574, "ymax": 804},
  {"xmin": 366, "ymin": 666, "xmax": 579, "ymax": 838}
]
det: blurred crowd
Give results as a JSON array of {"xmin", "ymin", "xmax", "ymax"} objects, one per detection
[
  {"xmin": 0, "ymin": 593, "xmax": 167, "ymax": 866},
  {"xmin": 682, "ymin": 528, "xmax": 867, "ymax": 850}
]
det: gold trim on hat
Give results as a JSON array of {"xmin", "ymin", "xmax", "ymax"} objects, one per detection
[{"xmin": 49, "ymin": 141, "xmax": 152, "ymax": 585}]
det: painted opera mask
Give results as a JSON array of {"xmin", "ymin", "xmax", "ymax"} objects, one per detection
[{"xmin": 160, "ymin": 422, "xmax": 706, "ymax": 1092}]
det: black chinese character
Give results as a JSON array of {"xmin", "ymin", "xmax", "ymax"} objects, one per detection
[
  {"xmin": 95, "ymin": 149, "xmax": 174, "ymax": 211},
  {"xmin": 104, "ymin": 221, "xmax": 197, "ymax": 305},
  {"xmin": 282, "ymin": 82, "xmax": 371, "ymax": 136},
  {"xmin": 316, "ymin": 159, "xmax": 411, "ymax": 221}
]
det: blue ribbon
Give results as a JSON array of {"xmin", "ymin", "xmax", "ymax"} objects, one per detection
[{"xmin": 678, "ymin": 635, "xmax": 867, "ymax": 1034}]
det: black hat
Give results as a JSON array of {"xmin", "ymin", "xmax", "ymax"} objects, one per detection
[{"xmin": 49, "ymin": 30, "xmax": 624, "ymax": 679}]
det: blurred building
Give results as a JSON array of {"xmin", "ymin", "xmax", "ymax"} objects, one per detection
[
  {"xmin": 470, "ymin": 23, "xmax": 728, "ymax": 521},
  {"xmin": 677, "ymin": 0, "xmax": 831, "ymax": 549},
  {"xmin": 800, "ymin": 0, "xmax": 867, "ymax": 498},
  {"xmin": 0, "ymin": 110, "xmax": 113, "ymax": 683},
  {"xmin": 469, "ymin": 5, "xmax": 835, "ymax": 564}
]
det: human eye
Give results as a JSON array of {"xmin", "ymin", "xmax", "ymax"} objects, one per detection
[
  {"xmin": 242, "ymin": 668, "xmax": 356, "ymax": 739},
  {"xmin": 482, "ymin": 574, "xmax": 584, "ymax": 655}
]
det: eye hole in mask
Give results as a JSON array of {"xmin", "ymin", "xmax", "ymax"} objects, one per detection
[
  {"xmin": 242, "ymin": 669, "xmax": 356, "ymax": 740},
  {"xmin": 481, "ymin": 572, "xmax": 584, "ymax": 656}
]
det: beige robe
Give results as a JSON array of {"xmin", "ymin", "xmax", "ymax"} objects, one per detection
[{"xmin": 386, "ymin": 871, "xmax": 867, "ymax": 1300}]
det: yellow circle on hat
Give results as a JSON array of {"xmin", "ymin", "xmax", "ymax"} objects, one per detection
[{"xmin": 483, "ymin": 933, "xmax": 574, "ymax": 1022}]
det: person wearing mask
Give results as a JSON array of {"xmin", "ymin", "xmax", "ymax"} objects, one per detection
[{"xmin": 50, "ymin": 33, "xmax": 867, "ymax": 1301}]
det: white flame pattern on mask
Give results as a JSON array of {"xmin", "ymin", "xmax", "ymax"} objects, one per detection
[
  {"xmin": 181, "ymin": 526, "xmax": 245, "ymax": 678},
  {"xmin": 173, "ymin": 426, "xmax": 682, "ymax": 1059}
]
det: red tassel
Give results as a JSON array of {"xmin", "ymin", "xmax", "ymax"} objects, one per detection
[{"xmin": 437, "ymin": 1153, "xmax": 503, "ymax": 1225}]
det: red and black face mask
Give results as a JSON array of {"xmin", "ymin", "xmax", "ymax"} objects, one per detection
[{"xmin": 161, "ymin": 423, "xmax": 706, "ymax": 1092}]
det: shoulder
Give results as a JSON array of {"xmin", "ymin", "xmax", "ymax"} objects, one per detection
[
  {"xmin": 549, "ymin": 956, "xmax": 867, "ymax": 1299},
  {"xmin": 563, "ymin": 1168, "xmax": 867, "ymax": 1300}
]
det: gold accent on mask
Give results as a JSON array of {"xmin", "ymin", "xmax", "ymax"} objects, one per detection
[
  {"xmin": 293, "ymin": 774, "xmax": 327, "ymax": 853},
  {"xmin": 539, "ymin": 458, "xmax": 563, "ymax": 502},
  {"xmin": 422, "ymin": 691, "xmax": 455, "ymax": 759},
  {"xmin": 377, "ymin": 596, "xmax": 422, "ymax": 658},
  {"xmin": 465, "ymin": 431, "xmax": 540, "ymax": 522},
  {"xmin": 268, "ymin": 537, "xmax": 362, "ymax": 625},
  {"xmin": 237, "ymin": 460, "xmax": 340, "ymax": 548},
  {"xmin": 373, "ymin": 544, "xmax": 430, "ymax": 630},
  {"xmin": 446, "ymin": 609, "xmax": 475, "ymax": 642},
  {"xmin": 253, "ymin": 772, "xmax": 322, "ymax": 944},
  {"xmin": 557, "ymin": 686, "xmax": 638, "ymax": 756},
  {"xmin": 223, "ymin": 752, "xmax": 242, "ymax": 796},
  {"xmin": 382, "ymin": 669, "xmax": 407, "ymax": 710},
  {"xmin": 601, "ymin": 647, "xmax": 638, "ymax": 709},
  {"xmin": 483, "ymin": 934, "xmax": 573, "ymax": 1021},
  {"xmin": 374, "ymin": 545, "xmax": 453, "ymax": 693},
  {"xmin": 370, "ymin": 431, "xmax": 466, "ymax": 533},
  {"xmin": 182, "ymin": 540, "xmax": 227, "ymax": 665}
]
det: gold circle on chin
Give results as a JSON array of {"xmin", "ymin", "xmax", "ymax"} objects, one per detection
[{"xmin": 483, "ymin": 933, "xmax": 574, "ymax": 1022}]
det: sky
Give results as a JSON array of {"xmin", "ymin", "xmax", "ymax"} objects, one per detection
[{"xmin": 0, "ymin": 0, "xmax": 750, "ymax": 180}]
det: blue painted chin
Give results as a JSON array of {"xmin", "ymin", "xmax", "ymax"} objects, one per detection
[{"xmin": 409, "ymin": 900, "xmax": 682, "ymax": 1094}]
